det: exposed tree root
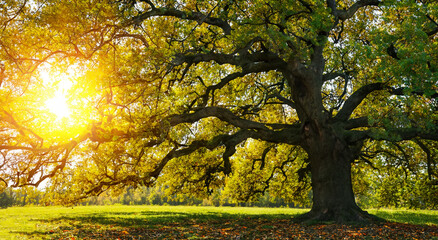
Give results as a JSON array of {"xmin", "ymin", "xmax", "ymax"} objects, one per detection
[{"xmin": 294, "ymin": 207, "xmax": 385, "ymax": 224}]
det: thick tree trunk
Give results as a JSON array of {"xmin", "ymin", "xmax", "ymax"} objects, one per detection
[
  {"xmin": 297, "ymin": 125, "xmax": 381, "ymax": 223},
  {"xmin": 285, "ymin": 61, "xmax": 381, "ymax": 223}
]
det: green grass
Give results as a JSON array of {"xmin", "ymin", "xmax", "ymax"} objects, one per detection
[
  {"xmin": 369, "ymin": 208, "xmax": 438, "ymax": 226},
  {"xmin": 0, "ymin": 205, "xmax": 307, "ymax": 239},
  {"xmin": 0, "ymin": 205, "xmax": 436, "ymax": 239}
]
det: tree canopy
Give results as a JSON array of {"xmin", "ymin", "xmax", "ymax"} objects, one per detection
[{"xmin": 0, "ymin": 0, "xmax": 437, "ymax": 222}]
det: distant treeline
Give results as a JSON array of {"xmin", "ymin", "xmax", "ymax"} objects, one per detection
[{"xmin": 0, "ymin": 185, "xmax": 304, "ymax": 209}]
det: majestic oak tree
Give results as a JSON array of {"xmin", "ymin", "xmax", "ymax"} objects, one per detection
[{"xmin": 1, "ymin": 0, "xmax": 437, "ymax": 222}]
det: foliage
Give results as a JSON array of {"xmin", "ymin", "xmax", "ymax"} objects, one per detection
[
  {"xmin": 352, "ymin": 140, "xmax": 438, "ymax": 209},
  {"xmin": 0, "ymin": 189, "xmax": 13, "ymax": 208},
  {"xmin": 0, "ymin": 0, "xmax": 437, "ymax": 222},
  {"xmin": 0, "ymin": 186, "xmax": 47, "ymax": 207}
]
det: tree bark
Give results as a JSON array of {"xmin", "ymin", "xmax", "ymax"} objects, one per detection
[
  {"xmin": 298, "ymin": 125, "xmax": 380, "ymax": 223},
  {"xmin": 283, "ymin": 54, "xmax": 382, "ymax": 223}
]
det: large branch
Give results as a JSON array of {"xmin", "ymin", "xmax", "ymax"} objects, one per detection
[
  {"xmin": 82, "ymin": 129, "xmax": 270, "ymax": 196},
  {"xmin": 126, "ymin": 7, "xmax": 232, "ymax": 35},
  {"xmin": 86, "ymin": 106, "xmax": 297, "ymax": 149},
  {"xmin": 168, "ymin": 106, "xmax": 270, "ymax": 131},
  {"xmin": 390, "ymin": 88, "xmax": 438, "ymax": 99},
  {"xmin": 335, "ymin": 82, "xmax": 384, "ymax": 121},
  {"xmin": 335, "ymin": 83, "xmax": 438, "ymax": 121},
  {"xmin": 414, "ymin": 139, "xmax": 435, "ymax": 180},
  {"xmin": 71, "ymin": 119, "xmax": 303, "ymax": 199},
  {"xmin": 170, "ymin": 36, "xmax": 285, "ymax": 69},
  {"xmin": 348, "ymin": 127, "xmax": 438, "ymax": 143},
  {"xmin": 167, "ymin": 106, "xmax": 302, "ymax": 144},
  {"xmin": 172, "ymin": 50, "xmax": 286, "ymax": 70},
  {"xmin": 369, "ymin": 128, "xmax": 438, "ymax": 141},
  {"xmin": 194, "ymin": 61, "xmax": 287, "ymax": 108},
  {"xmin": 327, "ymin": 0, "xmax": 381, "ymax": 21},
  {"xmin": 171, "ymin": 38, "xmax": 286, "ymax": 110},
  {"xmin": 343, "ymin": 117, "xmax": 369, "ymax": 129},
  {"xmin": 323, "ymin": 71, "xmax": 347, "ymax": 82},
  {"xmin": 5, "ymin": 140, "xmax": 78, "ymax": 188},
  {"xmin": 151, "ymin": 124, "xmax": 302, "ymax": 176}
]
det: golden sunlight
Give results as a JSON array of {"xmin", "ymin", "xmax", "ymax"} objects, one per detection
[
  {"xmin": 45, "ymin": 91, "xmax": 71, "ymax": 119},
  {"xmin": 33, "ymin": 68, "xmax": 77, "ymax": 139},
  {"xmin": 39, "ymin": 67, "xmax": 74, "ymax": 121},
  {"xmin": 35, "ymin": 63, "xmax": 96, "ymax": 140}
]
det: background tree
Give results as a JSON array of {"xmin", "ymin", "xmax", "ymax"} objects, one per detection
[
  {"xmin": 0, "ymin": 0, "xmax": 437, "ymax": 222},
  {"xmin": 0, "ymin": 189, "xmax": 14, "ymax": 209}
]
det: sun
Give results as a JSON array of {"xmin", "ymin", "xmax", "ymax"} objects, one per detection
[
  {"xmin": 35, "ymin": 63, "xmax": 97, "ymax": 140},
  {"xmin": 39, "ymin": 68, "xmax": 74, "ymax": 120},
  {"xmin": 45, "ymin": 91, "xmax": 71, "ymax": 119}
]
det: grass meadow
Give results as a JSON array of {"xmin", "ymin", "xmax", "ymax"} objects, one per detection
[{"xmin": 0, "ymin": 205, "xmax": 437, "ymax": 239}]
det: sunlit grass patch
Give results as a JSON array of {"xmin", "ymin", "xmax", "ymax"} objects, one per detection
[
  {"xmin": 0, "ymin": 205, "xmax": 437, "ymax": 239},
  {"xmin": 0, "ymin": 205, "xmax": 307, "ymax": 239},
  {"xmin": 369, "ymin": 208, "xmax": 438, "ymax": 226}
]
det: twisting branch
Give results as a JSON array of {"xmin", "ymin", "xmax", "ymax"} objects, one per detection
[
  {"xmin": 267, "ymin": 93, "xmax": 296, "ymax": 109},
  {"xmin": 425, "ymin": 14, "xmax": 438, "ymax": 36},
  {"xmin": 328, "ymin": 0, "xmax": 381, "ymax": 21},
  {"xmin": 0, "ymin": 0, "xmax": 28, "ymax": 31},
  {"xmin": 343, "ymin": 117, "xmax": 369, "ymax": 129},
  {"xmin": 251, "ymin": 147, "xmax": 299, "ymax": 199},
  {"xmin": 389, "ymin": 88, "xmax": 438, "ymax": 99},
  {"xmin": 193, "ymin": 63, "xmax": 286, "ymax": 108},
  {"xmin": 370, "ymin": 128, "xmax": 438, "ymax": 141},
  {"xmin": 323, "ymin": 71, "xmax": 349, "ymax": 82},
  {"xmin": 298, "ymin": 0, "xmax": 314, "ymax": 13},
  {"xmin": 335, "ymin": 83, "xmax": 384, "ymax": 121},
  {"xmin": 81, "ymin": 122, "xmax": 303, "ymax": 200},
  {"xmin": 171, "ymin": 49, "xmax": 286, "ymax": 70},
  {"xmin": 221, "ymin": 131, "xmax": 254, "ymax": 175},
  {"xmin": 335, "ymin": 82, "xmax": 437, "ymax": 122},
  {"xmin": 126, "ymin": 6, "xmax": 232, "ymax": 35},
  {"xmin": 252, "ymin": 145, "xmax": 274, "ymax": 171},
  {"xmin": 7, "ymin": 140, "xmax": 78, "ymax": 188},
  {"xmin": 414, "ymin": 140, "xmax": 435, "ymax": 180},
  {"xmin": 172, "ymin": 37, "xmax": 286, "ymax": 109},
  {"xmin": 164, "ymin": 36, "xmax": 289, "ymax": 112},
  {"xmin": 85, "ymin": 130, "xmax": 253, "ymax": 196},
  {"xmin": 1, "ymin": 110, "xmax": 44, "ymax": 146},
  {"xmin": 167, "ymin": 106, "xmax": 302, "ymax": 142},
  {"xmin": 169, "ymin": 36, "xmax": 285, "ymax": 70},
  {"xmin": 168, "ymin": 106, "xmax": 270, "ymax": 131}
]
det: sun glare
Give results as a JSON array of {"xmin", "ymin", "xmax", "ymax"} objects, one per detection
[
  {"xmin": 45, "ymin": 92, "xmax": 71, "ymax": 119},
  {"xmin": 35, "ymin": 63, "xmax": 96, "ymax": 139},
  {"xmin": 40, "ymin": 68, "xmax": 74, "ymax": 120}
]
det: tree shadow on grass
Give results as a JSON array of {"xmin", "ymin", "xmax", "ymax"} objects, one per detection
[
  {"xmin": 18, "ymin": 210, "xmax": 298, "ymax": 239},
  {"xmin": 45, "ymin": 210, "xmax": 297, "ymax": 226},
  {"xmin": 13, "ymin": 209, "xmax": 438, "ymax": 239}
]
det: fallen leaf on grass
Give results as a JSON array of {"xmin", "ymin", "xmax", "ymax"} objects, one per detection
[{"xmin": 43, "ymin": 218, "xmax": 438, "ymax": 240}]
